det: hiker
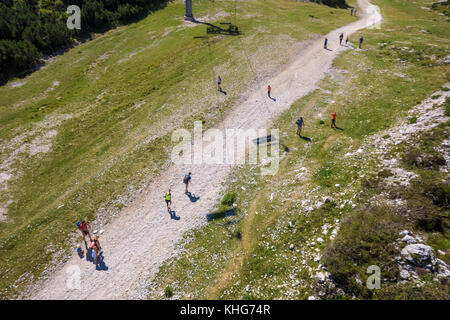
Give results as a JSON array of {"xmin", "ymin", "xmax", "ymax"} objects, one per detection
[
  {"xmin": 165, "ymin": 189, "xmax": 172, "ymax": 211},
  {"xmin": 359, "ymin": 36, "xmax": 364, "ymax": 49},
  {"xmin": 324, "ymin": 38, "xmax": 328, "ymax": 49},
  {"xmin": 77, "ymin": 218, "xmax": 92, "ymax": 243},
  {"xmin": 76, "ymin": 244, "xmax": 84, "ymax": 258},
  {"xmin": 331, "ymin": 111, "xmax": 337, "ymax": 128},
  {"xmin": 91, "ymin": 235, "xmax": 102, "ymax": 263},
  {"xmin": 354, "ymin": 9, "xmax": 357, "ymax": 16},
  {"xmin": 346, "ymin": 35, "xmax": 349, "ymax": 45},
  {"xmin": 183, "ymin": 172, "xmax": 192, "ymax": 193},
  {"xmin": 339, "ymin": 33, "xmax": 344, "ymax": 46},
  {"xmin": 350, "ymin": 8, "xmax": 354, "ymax": 16},
  {"xmin": 217, "ymin": 75, "xmax": 222, "ymax": 92},
  {"xmin": 267, "ymin": 85, "xmax": 272, "ymax": 99},
  {"xmin": 296, "ymin": 117, "xmax": 304, "ymax": 136}
]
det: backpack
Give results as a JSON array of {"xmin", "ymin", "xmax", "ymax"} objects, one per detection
[
  {"xmin": 183, "ymin": 175, "xmax": 189, "ymax": 183},
  {"xmin": 76, "ymin": 221, "xmax": 81, "ymax": 229}
]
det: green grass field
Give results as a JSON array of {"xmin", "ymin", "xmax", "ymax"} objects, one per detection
[
  {"xmin": 0, "ymin": 0, "xmax": 358, "ymax": 299},
  {"xmin": 147, "ymin": 0, "xmax": 450, "ymax": 299}
]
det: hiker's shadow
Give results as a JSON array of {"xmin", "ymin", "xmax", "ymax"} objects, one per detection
[
  {"xmin": 186, "ymin": 192, "xmax": 200, "ymax": 203},
  {"xmin": 299, "ymin": 135, "xmax": 312, "ymax": 142},
  {"xmin": 270, "ymin": 97, "xmax": 276, "ymax": 102},
  {"xmin": 333, "ymin": 126, "xmax": 344, "ymax": 131},
  {"xmin": 86, "ymin": 247, "xmax": 94, "ymax": 262},
  {"xmin": 95, "ymin": 255, "xmax": 108, "ymax": 271},
  {"xmin": 324, "ymin": 48, "xmax": 332, "ymax": 51},
  {"xmin": 169, "ymin": 209, "xmax": 180, "ymax": 220},
  {"xmin": 219, "ymin": 89, "xmax": 227, "ymax": 95}
]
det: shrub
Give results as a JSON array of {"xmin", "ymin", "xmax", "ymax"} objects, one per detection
[
  {"xmin": 164, "ymin": 286, "xmax": 173, "ymax": 298},
  {"xmin": 408, "ymin": 116, "xmax": 417, "ymax": 124},
  {"xmin": 323, "ymin": 206, "xmax": 404, "ymax": 298},
  {"xmin": 406, "ymin": 178, "xmax": 448, "ymax": 232},
  {"xmin": 221, "ymin": 192, "xmax": 236, "ymax": 206},
  {"xmin": 374, "ymin": 281, "xmax": 450, "ymax": 300},
  {"xmin": 445, "ymin": 97, "xmax": 450, "ymax": 117}
]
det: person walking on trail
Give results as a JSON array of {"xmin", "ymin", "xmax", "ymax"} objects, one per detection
[
  {"xmin": 350, "ymin": 8, "xmax": 354, "ymax": 16},
  {"xmin": 359, "ymin": 36, "xmax": 364, "ymax": 49},
  {"xmin": 267, "ymin": 85, "xmax": 272, "ymax": 99},
  {"xmin": 91, "ymin": 235, "xmax": 102, "ymax": 264},
  {"xmin": 183, "ymin": 172, "xmax": 192, "ymax": 193},
  {"xmin": 331, "ymin": 111, "xmax": 337, "ymax": 128},
  {"xmin": 324, "ymin": 38, "xmax": 328, "ymax": 49},
  {"xmin": 217, "ymin": 75, "xmax": 222, "ymax": 92},
  {"xmin": 354, "ymin": 9, "xmax": 357, "ymax": 16},
  {"xmin": 165, "ymin": 189, "xmax": 172, "ymax": 211},
  {"xmin": 77, "ymin": 218, "xmax": 92, "ymax": 243},
  {"xmin": 339, "ymin": 33, "xmax": 344, "ymax": 46},
  {"xmin": 296, "ymin": 117, "xmax": 305, "ymax": 136},
  {"xmin": 346, "ymin": 35, "xmax": 349, "ymax": 45}
]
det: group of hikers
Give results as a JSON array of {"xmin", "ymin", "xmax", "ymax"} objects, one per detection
[
  {"xmin": 76, "ymin": 219, "xmax": 103, "ymax": 265},
  {"xmin": 164, "ymin": 172, "xmax": 192, "ymax": 212},
  {"xmin": 75, "ymin": 173, "xmax": 193, "ymax": 266},
  {"xmin": 324, "ymin": 32, "xmax": 364, "ymax": 50},
  {"xmin": 295, "ymin": 111, "xmax": 338, "ymax": 136}
]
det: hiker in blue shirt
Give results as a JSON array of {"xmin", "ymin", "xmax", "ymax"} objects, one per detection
[
  {"xmin": 359, "ymin": 36, "xmax": 364, "ymax": 49},
  {"xmin": 296, "ymin": 117, "xmax": 305, "ymax": 136},
  {"xmin": 339, "ymin": 33, "xmax": 344, "ymax": 46},
  {"xmin": 324, "ymin": 38, "xmax": 328, "ymax": 49},
  {"xmin": 183, "ymin": 172, "xmax": 192, "ymax": 193},
  {"xmin": 351, "ymin": 8, "xmax": 354, "ymax": 16}
]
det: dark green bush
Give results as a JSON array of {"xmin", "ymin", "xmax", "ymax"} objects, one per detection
[
  {"xmin": 323, "ymin": 206, "xmax": 403, "ymax": 298},
  {"xmin": 221, "ymin": 192, "xmax": 237, "ymax": 206},
  {"xmin": 164, "ymin": 285, "xmax": 173, "ymax": 298}
]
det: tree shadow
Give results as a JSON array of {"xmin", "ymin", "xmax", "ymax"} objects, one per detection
[
  {"xmin": 299, "ymin": 135, "xmax": 312, "ymax": 142},
  {"xmin": 253, "ymin": 134, "xmax": 275, "ymax": 145},
  {"xmin": 169, "ymin": 209, "xmax": 180, "ymax": 220},
  {"xmin": 193, "ymin": 20, "xmax": 240, "ymax": 36},
  {"xmin": 206, "ymin": 208, "xmax": 235, "ymax": 222},
  {"xmin": 186, "ymin": 192, "xmax": 200, "ymax": 202}
]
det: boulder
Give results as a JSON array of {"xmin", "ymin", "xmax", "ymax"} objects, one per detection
[
  {"xmin": 401, "ymin": 235, "xmax": 417, "ymax": 244},
  {"xmin": 401, "ymin": 244, "xmax": 433, "ymax": 267},
  {"xmin": 316, "ymin": 272, "xmax": 327, "ymax": 284}
]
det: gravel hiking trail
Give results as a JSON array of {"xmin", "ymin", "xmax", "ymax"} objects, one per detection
[{"xmin": 29, "ymin": 0, "xmax": 382, "ymax": 299}]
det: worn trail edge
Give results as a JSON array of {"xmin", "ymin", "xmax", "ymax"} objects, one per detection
[{"xmin": 29, "ymin": 0, "xmax": 382, "ymax": 299}]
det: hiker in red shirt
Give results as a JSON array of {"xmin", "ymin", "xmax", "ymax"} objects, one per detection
[
  {"xmin": 331, "ymin": 111, "xmax": 337, "ymax": 128},
  {"xmin": 267, "ymin": 85, "xmax": 272, "ymax": 98},
  {"xmin": 77, "ymin": 218, "xmax": 92, "ymax": 243}
]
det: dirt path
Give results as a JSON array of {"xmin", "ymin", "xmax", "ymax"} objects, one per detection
[{"xmin": 29, "ymin": 0, "xmax": 382, "ymax": 299}]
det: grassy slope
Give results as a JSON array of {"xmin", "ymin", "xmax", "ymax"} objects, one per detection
[
  {"xmin": 0, "ymin": 0, "xmax": 357, "ymax": 299},
  {"xmin": 148, "ymin": 0, "xmax": 449, "ymax": 299}
]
